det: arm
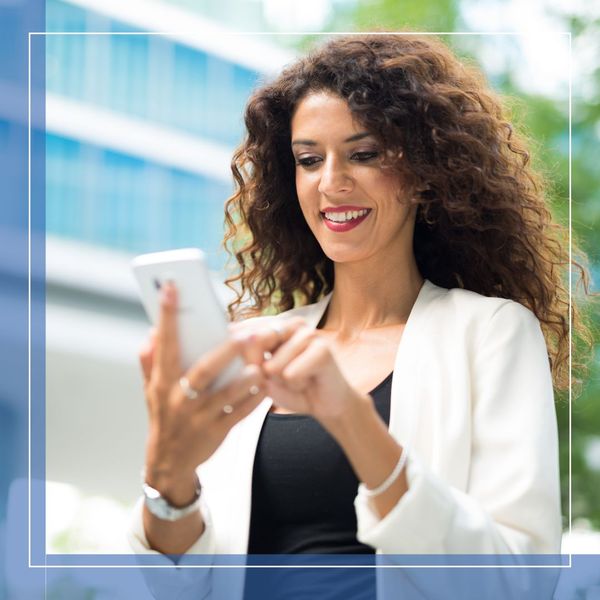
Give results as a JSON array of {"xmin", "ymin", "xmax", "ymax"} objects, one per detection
[
  {"xmin": 127, "ymin": 283, "xmax": 268, "ymax": 598},
  {"xmin": 350, "ymin": 301, "xmax": 561, "ymax": 554},
  {"xmin": 322, "ymin": 394, "xmax": 409, "ymax": 521}
]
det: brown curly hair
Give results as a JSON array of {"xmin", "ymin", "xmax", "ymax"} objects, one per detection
[{"xmin": 224, "ymin": 33, "xmax": 592, "ymax": 392}]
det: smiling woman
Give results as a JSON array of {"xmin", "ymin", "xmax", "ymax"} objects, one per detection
[{"xmin": 128, "ymin": 34, "xmax": 592, "ymax": 600}]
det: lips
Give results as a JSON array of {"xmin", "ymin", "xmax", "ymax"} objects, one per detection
[{"xmin": 320, "ymin": 206, "xmax": 372, "ymax": 233}]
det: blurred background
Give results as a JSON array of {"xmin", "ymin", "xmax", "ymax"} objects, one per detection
[{"xmin": 1, "ymin": 0, "xmax": 599, "ymax": 574}]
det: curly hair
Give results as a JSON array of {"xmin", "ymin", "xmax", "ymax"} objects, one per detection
[{"xmin": 223, "ymin": 33, "xmax": 592, "ymax": 392}]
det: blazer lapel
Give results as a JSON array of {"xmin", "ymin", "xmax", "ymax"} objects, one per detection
[{"xmin": 388, "ymin": 280, "xmax": 446, "ymax": 461}]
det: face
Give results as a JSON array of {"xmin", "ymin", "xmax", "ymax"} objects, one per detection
[{"xmin": 290, "ymin": 91, "xmax": 417, "ymax": 266}]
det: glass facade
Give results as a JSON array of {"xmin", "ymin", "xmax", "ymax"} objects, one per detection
[
  {"xmin": 45, "ymin": 134, "xmax": 232, "ymax": 268},
  {"xmin": 45, "ymin": 0, "xmax": 267, "ymax": 270}
]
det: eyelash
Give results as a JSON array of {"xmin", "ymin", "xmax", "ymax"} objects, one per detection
[{"xmin": 295, "ymin": 151, "xmax": 380, "ymax": 168}]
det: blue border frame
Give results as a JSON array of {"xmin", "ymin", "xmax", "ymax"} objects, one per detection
[
  {"xmin": 0, "ymin": 1, "xmax": 596, "ymax": 596},
  {"xmin": 30, "ymin": 27, "xmax": 47, "ymax": 569}
]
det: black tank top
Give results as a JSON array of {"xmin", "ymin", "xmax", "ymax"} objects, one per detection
[{"xmin": 247, "ymin": 372, "xmax": 393, "ymax": 555}]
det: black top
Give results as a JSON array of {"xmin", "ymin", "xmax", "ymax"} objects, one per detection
[{"xmin": 247, "ymin": 371, "xmax": 393, "ymax": 555}]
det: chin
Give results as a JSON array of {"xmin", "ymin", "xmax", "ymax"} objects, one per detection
[{"xmin": 321, "ymin": 245, "xmax": 368, "ymax": 265}]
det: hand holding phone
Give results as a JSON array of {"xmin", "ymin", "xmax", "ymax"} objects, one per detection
[
  {"xmin": 138, "ymin": 277, "xmax": 267, "ymax": 513},
  {"xmin": 132, "ymin": 248, "xmax": 242, "ymax": 390}
]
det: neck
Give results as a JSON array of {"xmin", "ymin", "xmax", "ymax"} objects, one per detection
[{"xmin": 322, "ymin": 253, "xmax": 424, "ymax": 340}]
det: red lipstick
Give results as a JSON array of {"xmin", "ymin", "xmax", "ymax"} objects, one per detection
[{"xmin": 320, "ymin": 207, "xmax": 371, "ymax": 233}]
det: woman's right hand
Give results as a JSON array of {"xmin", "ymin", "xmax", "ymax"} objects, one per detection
[{"xmin": 138, "ymin": 282, "xmax": 267, "ymax": 506}]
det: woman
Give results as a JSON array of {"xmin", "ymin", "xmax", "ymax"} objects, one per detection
[{"xmin": 129, "ymin": 34, "xmax": 589, "ymax": 598}]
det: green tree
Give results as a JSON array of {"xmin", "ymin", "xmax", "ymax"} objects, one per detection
[{"xmin": 349, "ymin": 0, "xmax": 458, "ymax": 32}]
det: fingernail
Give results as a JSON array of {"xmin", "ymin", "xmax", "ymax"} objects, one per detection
[{"xmin": 162, "ymin": 282, "xmax": 175, "ymax": 305}]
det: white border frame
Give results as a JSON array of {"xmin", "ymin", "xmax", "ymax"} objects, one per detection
[{"xmin": 28, "ymin": 30, "xmax": 573, "ymax": 570}]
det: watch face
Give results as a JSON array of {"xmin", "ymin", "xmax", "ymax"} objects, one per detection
[
  {"xmin": 144, "ymin": 486, "xmax": 161, "ymax": 501},
  {"xmin": 143, "ymin": 482, "xmax": 200, "ymax": 521}
]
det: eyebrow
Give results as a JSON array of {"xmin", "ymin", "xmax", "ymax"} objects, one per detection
[{"xmin": 291, "ymin": 132, "xmax": 373, "ymax": 147}]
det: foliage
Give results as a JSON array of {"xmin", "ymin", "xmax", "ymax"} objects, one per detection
[{"xmin": 348, "ymin": 0, "xmax": 458, "ymax": 32}]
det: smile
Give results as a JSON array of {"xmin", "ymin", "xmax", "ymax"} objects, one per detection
[{"xmin": 320, "ymin": 207, "xmax": 372, "ymax": 232}]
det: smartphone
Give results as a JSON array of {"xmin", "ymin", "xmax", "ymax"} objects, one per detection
[{"xmin": 131, "ymin": 248, "xmax": 243, "ymax": 390}]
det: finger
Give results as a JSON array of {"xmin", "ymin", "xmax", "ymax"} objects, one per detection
[
  {"xmin": 228, "ymin": 316, "xmax": 304, "ymax": 337},
  {"xmin": 269, "ymin": 317, "xmax": 307, "ymax": 348},
  {"xmin": 227, "ymin": 322, "xmax": 261, "ymax": 364},
  {"xmin": 281, "ymin": 338, "xmax": 331, "ymax": 389},
  {"xmin": 227, "ymin": 321, "xmax": 248, "ymax": 336},
  {"xmin": 184, "ymin": 335, "xmax": 246, "ymax": 393},
  {"xmin": 219, "ymin": 388, "xmax": 266, "ymax": 430},
  {"xmin": 139, "ymin": 328, "xmax": 158, "ymax": 383},
  {"xmin": 243, "ymin": 317, "xmax": 307, "ymax": 366},
  {"xmin": 234, "ymin": 318, "xmax": 306, "ymax": 366},
  {"xmin": 262, "ymin": 326, "xmax": 317, "ymax": 377},
  {"xmin": 240, "ymin": 334, "xmax": 263, "ymax": 366},
  {"xmin": 201, "ymin": 363, "xmax": 266, "ymax": 416},
  {"xmin": 266, "ymin": 376, "xmax": 308, "ymax": 413},
  {"xmin": 154, "ymin": 282, "xmax": 181, "ymax": 380}
]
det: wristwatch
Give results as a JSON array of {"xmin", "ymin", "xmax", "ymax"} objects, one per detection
[{"xmin": 142, "ymin": 477, "xmax": 202, "ymax": 522}]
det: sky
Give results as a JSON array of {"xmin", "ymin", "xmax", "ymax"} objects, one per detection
[{"xmin": 460, "ymin": 0, "xmax": 578, "ymax": 101}]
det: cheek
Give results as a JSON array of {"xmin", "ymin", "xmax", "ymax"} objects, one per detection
[
  {"xmin": 295, "ymin": 173, "xmax": 318, "ymax": 215},
  {"xmin": 295, "ymin": 170, "xmax": 313, "ymax": 195}
]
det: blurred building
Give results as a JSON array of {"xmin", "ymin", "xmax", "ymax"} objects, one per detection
[
  {"xmin": 42, "ymin": 0, "xmax": 293, "ymax": 551},
  {"xmin": 45, "ymin": 0, "xmax": 295, "ymax": 268}
]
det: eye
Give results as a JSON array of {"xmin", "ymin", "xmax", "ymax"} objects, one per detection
[
  {"xmin": 351, "ymin": 151, "xmax": 380, "ymax": 162},
  {"xmin": 295, "ymin": 156, "xmax": 322, "ymax": 168}
]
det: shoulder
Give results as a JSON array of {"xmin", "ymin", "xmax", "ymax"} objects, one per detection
[
  {"xmin": 419, "ymin": 284, "xmax": 551, "ymax": 400},
  {"xmin": 422, "ymin": 281, "xmax": 542, "ymax": 346}
]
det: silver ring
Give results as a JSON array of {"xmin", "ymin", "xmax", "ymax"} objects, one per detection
[
  {"xmin": 263, "ymin": 351, "xmax": 273, "ymax": 361},
  {"xmin": 249, "ymin": 384, "xmax": 260, "ymax": 396},
  {"xmin": 222, "ymin": 404, "xmax": 234, "ymax": 414},
  {"xmin": 179, "ymin": 376, "xmax": 199, "ymax": 400}
]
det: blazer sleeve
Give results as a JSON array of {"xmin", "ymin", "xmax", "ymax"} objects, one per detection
[
  {"xmin": 354, "ymin": 301, "xmax": 562, "ymax": 554},
  {"xmin": 126, "ymin": 495, "xmax": 216, "ymax": 599}
]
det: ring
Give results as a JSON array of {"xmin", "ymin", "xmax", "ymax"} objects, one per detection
[
  {"xmin": 263, "ymin": 351, "xmax": 273, "ymax": 361},
  {"xmin": 249, "ymin": 384, "xmax": 260, "ymax": 396},
  {"xmin": 222, "ymin": 404, "xmax": 234, "ymax": 414},
  {"xmin": 179, "ymin": 376, "xmax": 199, "ymax": 400}
]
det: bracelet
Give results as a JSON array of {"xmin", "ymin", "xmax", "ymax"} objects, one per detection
[{"xmin": 361, "ymin": 448, "xmax": 409, "ymax": 498}]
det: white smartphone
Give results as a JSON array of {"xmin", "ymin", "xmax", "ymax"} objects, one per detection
[{"xmin": 131, "ymin": 248, "xmax": 243, "ymax": 390}]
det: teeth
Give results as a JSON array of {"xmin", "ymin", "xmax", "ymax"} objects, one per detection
[{"xmin": 324, "ymin": 209, "xmax": 368, "ymax": 223}]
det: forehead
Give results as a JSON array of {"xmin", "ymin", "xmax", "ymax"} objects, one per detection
[{"xmin": 291, "ymin": 92, "xmax": 363, "ymax": 136}]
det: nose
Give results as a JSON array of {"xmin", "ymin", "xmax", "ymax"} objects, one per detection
[{"xmin": 317, "ymin": 157, "xmax": 353, "ymax": 196}]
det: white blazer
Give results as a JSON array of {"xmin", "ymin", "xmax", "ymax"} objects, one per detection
[{"xmin": 128, "ymin": 279, "xmax": 562, "ymax": 599}]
